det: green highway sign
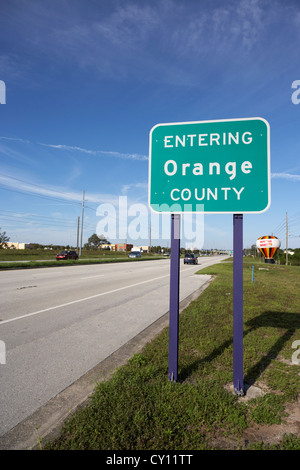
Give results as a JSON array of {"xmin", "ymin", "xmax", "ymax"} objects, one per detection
[{"xmin": 148, "ymin": 117, "xmax": 270, "ymax": 214}]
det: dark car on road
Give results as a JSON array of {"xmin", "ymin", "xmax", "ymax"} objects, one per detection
[
  {"xmin": 184, "ymin": 253, "xmax": 198, "ymax": 264},
  {"xmin": 128, "ymin": 251, "xmax": 142, "ymax": 258},
  {"xmin": 56, "ymin": 250, "xmax": 78, "ymax": 260}
]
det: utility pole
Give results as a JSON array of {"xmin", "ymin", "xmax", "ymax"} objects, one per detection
[
  {"xmin": 77, "ymin": 216, "xmax": 80, "ymax": 253},
  {"xmin": 286, "ymin": 212, "xmax": 288, "ymax": 266},
  {"xmin": 80, "ymin": 190, "xmax": 85, "ymax": 257}
]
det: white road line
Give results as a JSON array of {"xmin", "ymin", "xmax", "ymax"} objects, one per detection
[
  {"xmin": 80, "ymin": 274, "xmax": 105, "ymax": 280},
  {"xmin": 0, "ymin": 273, "xmax": 170, "ymax": 326}
]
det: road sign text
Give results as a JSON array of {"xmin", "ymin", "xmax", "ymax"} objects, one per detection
[{"xmin": 149, "ymin": 118, "xmax": 270, "ymax": 213}]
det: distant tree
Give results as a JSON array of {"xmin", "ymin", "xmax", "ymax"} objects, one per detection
[
  {"xmin": 85, "ymin": 233, "xmax": 108, "ymax": 249},
  {"xmin": 0, "ymin": 228, "xmax": 10, "ymax": 248}
]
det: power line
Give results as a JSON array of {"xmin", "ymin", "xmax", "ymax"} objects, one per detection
[
  {"xmin": 0, "ymin": 209, "xmax": 78, "ymax": 223},
  {"xmin": 0, "ymin": 173, "xmax": 81, "ymax": 199},
  {"xmin": 0, "ymin": 184, "xmax": 82, "ymax": 207},
  {"xmin": 0, "ymin": 174, "xmax": 101, "ymax": 245},
  {"xmin": 272, "ymin": 217, "xmax": 286, "ymax": 235},
  {"xmin": 0, "ymin": 216, "xmax": 77, "ymax": 230},
  {"xmin": 0, "ymin": 210, "xmax": 97, "ymax": 233},
  {"xmin": 271, "ymin": 210, "xmax": 300, "ymax": 240},
  {"xmin": 0, "ymin": 209, "xmax": 76, "ymax": 223}
]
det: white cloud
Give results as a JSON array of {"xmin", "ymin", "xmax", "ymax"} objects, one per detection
[
  {"xmin": 271, "ymin": 172, "xmax": 300, "ymax": 181},
  {"xmin": 2, "ymin": 0, "xmax": 299, "ymax": 88},
  {"xmin": 0, "ymin": 135, "xmax": 147, "ymax": 161},
  {"xmin": 0, "ymin": 142, "xmax": 35, "ymax": 165},
  {"xmin": 39, "ymin": 142, "xmax": 148, "ymax": 161},
  {"xmin": 0, "ymin": 136, "xmax": 30, "ymax": 144},
  {"xmin": 121, "ymin": 182, "xmax": 148, "ymax": 194},
  {"xmin": 0, "ymin": 174, "xmax": 119, "ymax": 204}
]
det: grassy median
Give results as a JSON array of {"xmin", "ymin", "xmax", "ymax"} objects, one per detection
[
  {"xmin": 43, "ymin": 260, "xmax": 300, "ymax": 450},
  {"xmin": 0, "ymin": 249, "xmax": 165, "ymax": 269}
]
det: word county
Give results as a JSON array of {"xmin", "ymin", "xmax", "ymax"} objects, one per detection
[{"xmin": 162, "ymin": 131, "xmax": 253, "ymax": 202}]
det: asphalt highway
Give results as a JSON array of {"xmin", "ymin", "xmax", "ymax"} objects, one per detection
[{"xmin": 0, "ymin": 256, "xmax": 225, "ymax": 443}]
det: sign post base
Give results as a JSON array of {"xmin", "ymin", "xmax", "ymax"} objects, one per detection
[{"xmin": 168, "ymin": 214, "xmax": 181, "ymax": 382}]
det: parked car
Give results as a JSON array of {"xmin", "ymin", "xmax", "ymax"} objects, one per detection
[
  {"xmin": 184, "ymin": 253, "xmax": 198, "ymax": 264},
  {"xmin": 128, "ymin": 251, "xmax": 142, "ymax": 258},
  {"xmin": 56, "ymin": 250, "xmax": 78, "ymax": 260}
]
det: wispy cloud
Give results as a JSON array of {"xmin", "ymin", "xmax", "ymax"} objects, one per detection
[
  {"xmin": 0, "ymin": 135, "xmax": 148, "ymax": 161},
  {"xmin": 271, "ymin": 172, "xmax": 300, "ymax": 181},
  {"xmin": 0, "ymin": 143, "xmax": 36, "ymax": 165},
  {"xmin": 0, "ymin": 174, "xmax": 119, "ymax": 204},
  {"xmin": 2, "ymin": 0, "xmax": 300, "ymax": 88},
  {"xmin": 0, "ymin": 136, "xmax": 30, "ymax": 144},
  {"xmin": 121, "ymin": 182, "xmax": 148, "ymax": 194},
  {"xmin": 39, "ymin": 142, "xmax": 148, "ymax": 161}
]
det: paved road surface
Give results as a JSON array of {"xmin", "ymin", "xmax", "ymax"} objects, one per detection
[{"xmin": 0, "ymin": 256, "xmax": 225, "ymax": 444}]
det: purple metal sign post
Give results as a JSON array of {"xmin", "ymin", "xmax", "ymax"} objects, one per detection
[
  {"xmin": 168, "ymin": 213, "xmax": 181, "ymax": 382},
  {"xmin": 233, "ymin": 214, "xmax": 244, "ymax": 395}
]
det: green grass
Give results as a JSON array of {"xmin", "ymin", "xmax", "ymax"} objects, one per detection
[
  {"xmin": 43, "ymin": 261, "xmax": 300, "ymax": 450},
  {"xmin": 0, "ymin": 249, "xmax": 165, "ymax": 269},
  {"xmin": 0, "ymin": 248, "xmax": 127, "ymax": 260}
]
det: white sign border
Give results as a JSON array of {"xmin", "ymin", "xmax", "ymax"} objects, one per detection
[{"xmin": 148, "ymin": 117, "xmax": 271, "ymax": 215}]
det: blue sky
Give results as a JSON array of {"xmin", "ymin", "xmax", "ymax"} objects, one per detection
[{"xmin": 0, "ymin": 0, "xmax": 300, "ymax": 250}]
